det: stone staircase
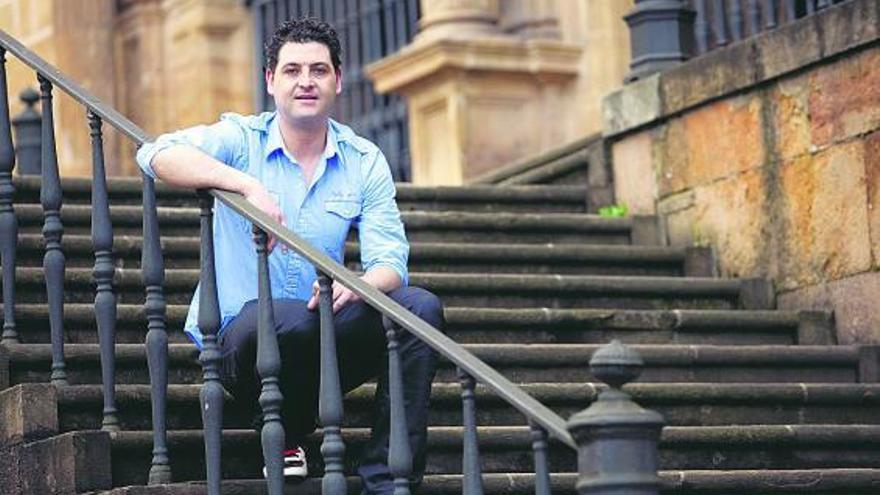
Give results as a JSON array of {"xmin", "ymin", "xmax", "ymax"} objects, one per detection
[{"xmin": 2, "ymin": 176, "xmax": 880, "ymax": 494}]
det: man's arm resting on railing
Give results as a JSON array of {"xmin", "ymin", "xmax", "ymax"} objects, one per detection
[
  {"xmin": 307, "ymin": 266, "xmax": 401, "ymax": 313},
  {"xmin": 149, "ymin": 145, "xmax": 286, "ymax": 236}
]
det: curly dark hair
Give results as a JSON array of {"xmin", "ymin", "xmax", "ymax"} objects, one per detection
[{"xmin": 264, "ymin": 18, "xmax": 342, "ymax": 73}]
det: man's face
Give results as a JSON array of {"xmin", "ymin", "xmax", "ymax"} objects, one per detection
[{"xmin": 266, "ymin": 41, "xmax": 342, "ymax": 127}]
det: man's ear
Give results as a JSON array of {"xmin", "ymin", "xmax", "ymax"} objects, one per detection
[
  {"xmin": 265, "ymin": 68, "xmax": 275, "ymax": 95},
  {"xmin": 335, "ymin": 67, "xmax": 343, "ymax": 95}
]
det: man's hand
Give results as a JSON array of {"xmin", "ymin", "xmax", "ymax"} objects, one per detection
[
  {"xmin": 242, "ymin": 179, "xmax": 286, "ymax": 251},
  {"xmin": 307, "ymin": 279, "xmax": 361, "ymax": 313}
]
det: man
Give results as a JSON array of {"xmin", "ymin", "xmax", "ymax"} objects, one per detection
[{"xmin": 136, "ymin": 18, "xmax": 443, "ymax": 495}]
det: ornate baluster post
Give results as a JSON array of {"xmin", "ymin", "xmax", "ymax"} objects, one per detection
[
  {"xmin": 38, "ymin": 74, "xmax": 67, "ymax": 385},
  {"xmin": 382, "ymin": 316, "xmax": 412, "ymax": 495},
  {"xmin": 0, "ymin": 48, "xmax": 18, "ymax": 344},
  {"xmin": 528, "ymin": 421, "xmax": 551, "ymax": 495},
  {"xmin": 458, "ymin": 369, "xmax": 484, "ymax": 495},
  {"xmin": 197, "ymin": 190, "xmax": 223, "ymax": 494},
  {"xmin": 317, "ymin": 272, "xmax": 346, "ymax": 494},
  {"xmin": 729, "ymin": 0, "xmax": 744, "ymax": 40},
  {"xmin": 711, "ymin": 0, "xmax": 729, "ymax": 46},
  {"xmin": 746, "ymin": 0, "xmax": 761, "ymax": 34},
  {"xmin": 694, "ymin": 0, "xmax": 710, "ymax": 54},
  {"xmin": 11, "ymin": 88, "xmax": 41, "ymax": 176},
  {"xmin": 624, "ymin": 0, "xmax": 696, "ymax": 81},
  {"xmin": 142, "ymin": 172, "xmax": 171, "ymax": 483},
  {"xmin": 783, "ymin": 0, "xmax": 796, "ymax": 22},
  {"xmin": 567, "ymin": 340, "xmax": 665, "ymax": 495},
  {"xmin": 254, "ymin": 228, "xmax": 285, "ymax": 494},
  {"xmin": 764, "ymin": 0, "xmax": 778, "ymax": 29},
  {"xmin": 88, "ymin": 111, "xmax": 119, "ymax": 430}
]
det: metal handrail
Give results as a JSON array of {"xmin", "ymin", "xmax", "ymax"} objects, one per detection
[{"xmin": 0, "ymin": 28, "xmax": 577, "ymax": 448}]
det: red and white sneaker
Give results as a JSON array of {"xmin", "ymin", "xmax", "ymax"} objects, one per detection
[{"xmin": 262, "ymin": 446, "xmax": 308, "ymax": 481}]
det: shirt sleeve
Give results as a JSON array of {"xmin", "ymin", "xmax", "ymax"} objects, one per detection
[
  {"xmin": 358, "ymin": 149, "xmax": 409, "ymax": 286},
  {"xmin": 135, "ymin": 113, "xmax": 249, "ymax": 178}
]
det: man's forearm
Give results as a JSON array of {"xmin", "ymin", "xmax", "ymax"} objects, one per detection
[
  {"xmin": 361, "ymin": 266, "xmax": 403, "ymax": 293},
  {"xmin": 151, "ymin": 145, "xmax": 258, "ymax": 195}
]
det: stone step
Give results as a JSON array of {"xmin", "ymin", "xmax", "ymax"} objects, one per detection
[
  {"xmin": 2, "ymin": 267, "xmax": 760, "ymax": 309},
  {"xmin": 15, "ymin": 234, "xmax": 696, "ymax": 275},
  {"xmin": 13, "ymin": 204, "xmax": 651, "ymax": 244},
  {"xmin": 4, "ymin": 343, "xmax": 873, "ymax": 386},
  {"xmin": 5, "ymin": 304, "xmax": 831, "ymax": 346},
  {"xmin": 91, "ymin": 469, "xmax": 880, "ymax": 495},
  {"xmin": 99, "ymin": 425, "xmax": 880, "ymax": 484},
  {"xmin": 13, "ymin": 176, "xmax": 591, "ymax": 213},
  {"xmin": 34, "ymin": 382, "xmax": 880, "ymax": 432}
]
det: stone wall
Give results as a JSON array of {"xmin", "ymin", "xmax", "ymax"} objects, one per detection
[{"xmin": 603, "ymin": 0, "xmax": 880, "ymax": 343}]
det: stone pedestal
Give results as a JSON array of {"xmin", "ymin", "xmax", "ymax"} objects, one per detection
[{"xmin": 367, "ymin": 0, "xmax": 580, "ymax": 185}]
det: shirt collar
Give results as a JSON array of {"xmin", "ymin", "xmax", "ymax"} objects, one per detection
[{"xmin": 265, "ymin": 113, "xmax": 340, "ymax": 163}]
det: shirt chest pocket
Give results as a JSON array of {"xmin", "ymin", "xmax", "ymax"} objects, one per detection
[{"xmin": 323, "ymin": 198, "xmax": 361, "ymax": 256}]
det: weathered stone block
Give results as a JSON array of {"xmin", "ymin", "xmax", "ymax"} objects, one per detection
[
  {"xmin": 777, "ymin": 143, "xmax": 872, "ymax": 289},
  {"xmin": 602, "ymin": 73, "xmax": 662, "ymax": 137},
  {"xmin": 660, "ymin": 38, "xmax": 760, "ymax": 115},
  {"xmin": 821, "ymin": 0, "xmax": 880, "ymax": 59},
  {"xmin": 611, "ymin": 131, "xmax": 656, "ymax": 215},
  {"xmin": 682, "ymin": 95, "xmax": 765, "ymax": 185},
  {"xmin": 779, "ymin": 271, "xmax": 880, "ymax": 344},
  {"xmin": 655, "ymin": 120, "xmax": 692, "ymax": 197},
  {"xmin": 866, "ymin": 130, "xmax": 880, "ymax": 267},
  {"xmin": 0, "ymin": 384, "xmax": 58, "ymax": 447},
  {"xmin": 758, "ymin": 14, "xmax": 822, "ymax": 81},
  {"xmin": 690, "ymin": 170, "xmax": 767, "ymax": 279},
  {"xmin": 771, "ymin": 76, "xmax": 812, "ymax": 163},
  {"xmin": 20, "ymin": 431, "xmax": 112, "ymax": 494},
  {"xmin": 808, "ymin": 49, "xmax": 880, "ymax": 148}
]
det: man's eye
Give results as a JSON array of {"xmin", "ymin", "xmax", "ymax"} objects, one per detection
[{"xmin": 312, "ymin": 67, "xmax": 328, "ymax": 76}]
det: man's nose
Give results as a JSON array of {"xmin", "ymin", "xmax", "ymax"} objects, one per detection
[{"xmin": 296, "ymin": 71, "xmax": 316, "ymax": 87}]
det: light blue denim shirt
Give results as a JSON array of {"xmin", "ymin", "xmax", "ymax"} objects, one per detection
[{"xmin": 136, "ymin": 112, "xmax": 409, "ymax": 348}]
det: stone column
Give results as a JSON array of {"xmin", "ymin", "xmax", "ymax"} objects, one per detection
[
  {"xmin": 160, "ymin": 0, "xmax": 253, "ymax": 128},
  {"xmin": 416, "ymin": 0, "xmax": 502, "ymax": 43},
  {"xmin": 500, "ymin": 0, "xmax": 561, "ymax": 40},
  {"xmin": 367, "ymin": 0, "xmax": 580, "ymax": 185}
]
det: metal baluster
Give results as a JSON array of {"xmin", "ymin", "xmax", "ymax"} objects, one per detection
[
  {"xmin": 712, "ymin": 0, "xmax": 729, "ymax": 46},
  {"xmin": 142, "ymin": 173, "xmax": 171, "ymax": 484},
  {"xmin": 765, "ymin": 0, "xmax": 779, "ymax": 28},
  {"xmin": 694, "ymin": 0, "xmax": 710, "ymax": 54},
  {"xmin": 816, "ymin": 0, "xmax": 831, "ymax": 9},
  {"xmin": 529, "ymin": 421, "xmax": 551, "ymax": 495},
  {"xmin": 806, "ymin": 0, "xmax": 816, "ymax": 14},
  {"xmin": 318, "ymin": 272, "xmax": 346, "ymax": 494},
  {"xmin": 729, "ymin": 0, "xmax": 744, "ymax": 40},
  {"xmin": 383, "ymin": 316, "xmax": 412, "ymax": 495},
  {"xmin": 88, "ymin": 111, "xmax": 119, "ymax": 431},
  {"xmin": 254, "ymin": 228, "xmax": 286, "ymax": 494},
  {"xmin": 747, "ymin": 0, "xmax": 761, "ymax": 34},
  {"xmin": 0, "ymin": 48, "xmax": 18, "ymax": 344},
  {"xmin": 784, "ymin": 0, "xmax": 796, "ymax": 22},
  {"xmin": 38, "ymin": 74, "xmax": 67, "ymax": 385},
  {"xmin": 197, "ymin": 190, "xmax": 223, "ymax": 494},
  {"xmin": 458, "ymin": 369, "xmax": 484, "ymax": 495}
]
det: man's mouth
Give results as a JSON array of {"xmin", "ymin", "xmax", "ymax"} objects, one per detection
[{"xmin": 295, "ymin": 94, "xmax": 318, "ymax": 101}]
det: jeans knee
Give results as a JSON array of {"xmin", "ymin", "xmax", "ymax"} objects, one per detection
[{"xmin": 405, "ymin": 287, "xmax": 445, "ymax": 331}]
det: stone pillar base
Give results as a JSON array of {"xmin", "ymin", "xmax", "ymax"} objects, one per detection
[{"xmin": 367, "ymin": 36, "xmax": 580, "ymax": 185}]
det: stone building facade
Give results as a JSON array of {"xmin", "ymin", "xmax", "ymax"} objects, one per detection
[{"xmin": 0, "ymin": 0, "xmax": 633, "ymax": 182}]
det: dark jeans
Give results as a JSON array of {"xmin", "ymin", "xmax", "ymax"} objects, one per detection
[{"xmin": 219, "ymin": 286, "xmax": 444, "ymax": 494}]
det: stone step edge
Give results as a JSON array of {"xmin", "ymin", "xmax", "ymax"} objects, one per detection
[
  {"xmin": 93, "ymin": 469, "xmax": 880, "ymax": 495},
  {"xmin": 5, "ymin": 266, "xmax": 756, "ymax": 298},
  {"xmin": 9, "ymin": 382, "xmax": 880, "ymax": 451},
  {"xmin": 15, "ymin": 234, "xmax": 692, "ymax": 263},
  {"xmin": 4, "ymin": 303, "xmax": 821, "ymax": 330},
  {"xmin": 14, "ymin": 176, "xmax": 591, "ymax": 203}
]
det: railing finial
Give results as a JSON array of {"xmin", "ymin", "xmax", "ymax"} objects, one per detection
[{"xmin": 567, "ymin": 340, "xmax": 665, "ymax": 495}]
